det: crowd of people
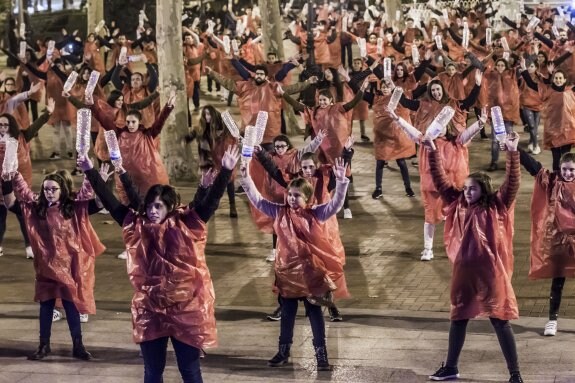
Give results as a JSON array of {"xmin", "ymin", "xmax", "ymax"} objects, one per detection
[{"xmin": 2, "ymin": 0, "xmax": 575, "ymax": 382}]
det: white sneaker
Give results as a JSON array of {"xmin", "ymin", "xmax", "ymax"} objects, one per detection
[
  {"xmin": 79, "ymin": 314, "xmax": 89, "ymax": 323},
  {"xmin": 532, "ymin": 145, "xmax": 541, "ymax": 155},
  {"xmin": 420, "ymin": 248, "xmax": 434, "ymax": 261},
  {"xmin": 25, "ymin": 246, "xmax": 34, "ymax": 259},
  {"xmin": 544, "ymin": 320, "xmax": 557, "ymax": 336},
  {"xmin": 117, "ymin": 250, "xmax": 128, "ymax": 260},
  {"xmin": 52, "ymin": 309, "xmax": 62, "ymax": 322},
  {"xmin": 527, "ymin": 143, "xmax": 534, "ymax": 153},
  {"xmin": 343, "ymin": 208, "xmax": 353, "ymax": 219},
  {"xmin": 266, "ymin": 249, "xmax": 276, "ymax": 262},
  {"xmin": 98, "ymin": 208, "xmax": 109, "ymax": 215}
]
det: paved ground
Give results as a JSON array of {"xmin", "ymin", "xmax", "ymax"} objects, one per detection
[{"xmin": 1, "ymin": 66, "xmax": 575, "ymax": 381}]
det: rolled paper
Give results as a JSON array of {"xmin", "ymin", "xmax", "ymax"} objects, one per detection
[
  {"xmin": 376, "ymin": 38, "xmax": 383, "ymax": 55},
  {"xmin": 63, "ymin": 71, "xmax": 79, "ymax": 93},
  {"xmin": 76, "ymin": 109, "xmax": 92, "ymax": 156},
  {"xmin": 383, "ymin": 57, "xmax": 392, "ymax": 79},
  {"xmin": 221, "ymin": 111, "xmax": 241, "ymax": 139},
  {"xmin": 254, "ymin": 111, "xmax": 268, "ymax": 145},
  {"xmin": 19, "ymin": 22, "xmax": 26, "ymax": 38},
  {"xmin": 526, "ymin": 16, "xmax": 540, "ymax": 32},
  {"xmin": 502, "ymin": 51, "xmax": 510, "ymax": 61},
  {"xmin": 486, "ymin": 28, "xmax": 492, "ymax": 46},
  {"xmin": 552, "ymin": 25, "xmax": 560, "ymax": 39},
  {"xmin": 432, "ymin": 25, "xmax": 438, "ymax": 38},
  {"xmin": 434, "ymin": 35, "xmax": 443, "ymax": 50},
  {"xmin": 138, "ymin": 12, "xmax": 145, "ymax": 29},
  {"xmin": 411, "ymin": 45, "xmax": 420, "ymax": 64},
  {"xmin": 2, "ymin": 138, "xmax": 19, "ymax": 175},
  {"xmin": 462, "ymin": 23, "xmax": 469, "ymax": 49},
  {"xmin": 191, "ymin": 17, "xmax": 200, "ymax": 30},
  {"xmin": 19, "ymin": 41, "xmax": 27, "ymax": 59},
  {"xmin": 119, "ymin": 46, "xmax": 128, "ymax": 63},
  {"xmin": 500, "ymin": 37, "xmax": 509, "ymax": 51},
  {"xmin": 396, "ymin": 10, "xmax": 401, "ymax": 21},
  {"xmin": 104, "ymin": 130, "xmax": 122, "ymax": 166},
  {"xmin": 223, "ymin": 35, "xmax": 231, "ymax": 55},
  {"xmin": 426, "ymin": 106, "xmax": 455, "ymax": 139},
  {"xmin": 84, "ymin": 70, "xmax": 100, "ymax": 98},
  {"xmin": 387, "ymin": 86, "xmax": 403, "ymax": 111},
  {"xmin": 95, "ymin": 19, "xmax": 105, "ymax": 33},
  {"xmin": 46, "ymin": 40, "xmax": 55, "ymax": 58},
  {"xmin": 442, "ymin": 9, "xmax": 449, "ymax": 24},
  {"xmin": 128, "ymin": 54, "xmax": 142, "ymax": 62},
  {"xmin": 231, "ymin": 39, "xmax": 240, "ymax": 55},
  {"xmin": 358, "ymin": 38, "xmax": 367, "ymax": 58},
  {"xmin": 490, "ymin": 106, "xmax": 507, "ymax": 141}
]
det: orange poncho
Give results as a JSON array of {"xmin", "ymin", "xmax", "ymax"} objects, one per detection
[
  {"xmin": 538, "ymin": 84, "xmax": 575, "ymax": 149},
  {"xmin": 13, "ymin": 173, "xmax": 105, "ymax": 314},
  {"xmin": 372, "ymin": 94, "xmax": 416, "ymax": 161},
  {"xmin": 306, "ymin": 103, "xmax": 350, "ymax": 166},
  {"xmin": 123, "ymin": 209, "xmax": 216, "ymax": 349}
]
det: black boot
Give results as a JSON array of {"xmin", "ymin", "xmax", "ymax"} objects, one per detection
[
  {"xmin": 229, "ymin": 203, "xmax": 238, "ymax": 218},
  {"xmin": 509, "ymin": 372, "xmax": 523, "ymax": 383},
  {"xmin": 72, "ymin": 337, "xmax": 93, "ymax": 360},
  {"xmin": 28, "ymin": 338, "xmax": 51, "ymax": 360},
  {"xmin": 267, "ymin": 343, "xmax": 290, "ymax": 367},
  {"xmin": 315, "ymin": 345, "xmax": 331, "ymax": 371}
]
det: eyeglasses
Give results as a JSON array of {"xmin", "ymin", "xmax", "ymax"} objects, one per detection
[
  {"xmin": 43, "ymin": 187, "xmax": 60, "ymax": 193},
  {"xmin": 274, "ymin": 144, "xmax": 288, "ymax": 149}
]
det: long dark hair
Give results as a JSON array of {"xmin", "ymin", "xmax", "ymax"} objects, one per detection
[
  {"xmin": 199, "ymin": 105, "xmax": 229, "ymax": 147},
  {"xmin": 319, "ymin": 68, "xmax": 343, "ymax": 102},
  {"xmin": 35, "ymin": 173, "xmax": 75, "ymax": 219},
  {"xmin": 467, "ymin": 172, "xmax": 495, "ymax": 208},
  {"xmin": 0, "ymin": 113, "xmax": 21, "ymax": 139},
  {"xmin": 107, "ymin": 90, "xmax": 124, "ymax": 108},
  {"xmin": 139, "ymin": 184, "xmax": 180, "ymax": 218}
]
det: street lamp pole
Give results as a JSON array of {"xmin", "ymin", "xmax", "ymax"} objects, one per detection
[{"xmin": 305, "ymin": 0, "xmax": 315, "ymax": 67}]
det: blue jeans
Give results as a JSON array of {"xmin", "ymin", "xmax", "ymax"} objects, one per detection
[
  {"xmin": 140, "ymin": 337, "xmax": 202, "ymax": 383},
  {"xmin": 279, "ymin": 297, "xmax": 326, "ymax": 347},
  {"xmin": 491, "ymin": 120, "xmax": 514, "ymax": 164},
  {"xmin": 521, "ymin": 108, "xmax": 540, "ymax": 146},
  {"xmin": 39, "ymin": 299, "xmax": 81, "ymax": 339}
]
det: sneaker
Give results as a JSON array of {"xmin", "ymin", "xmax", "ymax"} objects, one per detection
[
  {"xmin": 527, "ymin": 143, "xmax": 534, "ymax": 153},
  {"xmin": 372, "ymin": 188, "xmax": 383, "ymax": 199},
  {"xmin": 52, "ymin": 309, "xmax": 62, "ymax": 322},
  {"xmin": 405, "ymin": 187, "xmax": 415, "ymax": 197},
  {"xmin": 98, "ymin": 208, "xmax": 109, "ymax": 215},
  {"xmin": 49, "ymin": 152, "xmax": 61, "ymax": 160},
  {"xmin": 25, "ymin": 246, "xmax": 34, "ymax": 259},
  {"xmin": 509, "ymin": 372, "xmax": 524, "ymax": 383},
  {"xmin": 79, "ymin": 314, "xmax": 89, "ymax": 323},
  {"xmin": 343, "ymin": 208, "xmax": 352, "ymax": 219},
  {"xmin": 411, "ymin": 158, "xmax": 418, "ymax": 166},
  {"xmin": 429, "ymin": 363, "xmax": 459, "ymax": 381},
  {"xmin": 544, "ymin": 320, "xmax": 557, "ymax": 336},
  {"xmin": 487, "ymin": 162, "xmax": 498, "ymax": 172},
  {"xmin": 329, "ymin": 306, "xmax": 343, "ymax": 322},
  {"xmin": 0, "ymin": 246, "xmax": 3, "ymax": 257},
  {"xmin": 235, "ymin": 186, "xmax": 246, "ymax": 195},
  {"xmin": 117, "ymin": 250, "xmax": 128, "ymax": 260},
  {"xmin": 532, "ymin": 145, "xmax": 541, "ymax": 155},
  {"xmin": 382, "ymin": 161, "xmax": 389, "ymax": 168},
  {"xmin": 67, "ymin": 151, "xmax": 74, "ymax": 159},
  {"xmin": 360, "ymin": 135, "xmax": 370, "ymax": 142},
  {"xmin": 266, "ymin": 306, "xmax": 282, "ymax": 321},
  {"xmin": 266, "ymin": 249, "xmax": 276, "ymax": 262},
  {"xmin": 421, "ymin": 248, "xmax": 434, "ymax": 261}
]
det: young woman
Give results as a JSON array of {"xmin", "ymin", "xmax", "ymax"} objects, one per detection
[
  {"xmin": 520, "ymin": 149, "xmax": 575, "ymax": 337},
  {"xmin": 240, "ymin": 156, "xmax": 349, "ymax": 371},
  {"xmin": 77, "ymin": 146, "xmax": 240, "ymax": 383},
  {"xmin": 426, "ymin": 132, "xmax": 523, "ymax": 383}
]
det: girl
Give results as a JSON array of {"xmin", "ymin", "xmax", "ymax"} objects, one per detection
[
  {"xmin": 240, "ymin": 157, "xmax": 349, "ymax": 371},
  {"xmin": 519, "ymin": 149, "xmax": 575, "ymax": 337},
  {"xmin": 518, "ymin": 60, "xmax": 543, "ymax": 155},
  {"xmin": 78, "ymin": 146, "xmax": 240, "ymax": 383},
  {"xmin": 426, "ymin": 132, "xmax": 523, "ymax": 383},
  {"xmin": 2, "ymin": 169, "xmax": 104, "ymax": 361}
]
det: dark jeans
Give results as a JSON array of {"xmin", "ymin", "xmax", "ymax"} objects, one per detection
[
  {"xmin": 207, "ymin": 76, "xmax": 220, "ymax": 92},
  {"xmin": 192, "ymin": 80, "xmax": 200, "ymax": 108},
  {"xmin": 341, "ymin": 41, "xmax": 353, "ymax": 68},
  {"xmin": 39, "ymin": 299, "xmax": 81, "ymax": 339},
  {"xmin": 0, "ymin": 205, "xmax": 30, "ymax": 246},
  {"xmin": 375, "ymin": 159, "xmax": 411, "ymax": 189},
  {"xmin": 279, "ymin": 297, "xmax": 326, "ymax": 347},
  {"xmin": 521, "ymin": 108, "xmax": 540, "ymax": 146},
  {"xmin": 549, "ymin": 277, "xmax": 566, "ymax": 320},
  {"xmin": 551, "ymin": 144, "xmax": 572, "ymax": 172},
  {"xmin": 140, "ymin": 337, "xmax": 203, "ymax": 383},
  {"xmin": 25, "ymin": 99, "xmax": 39, "ymax": 121},
  {"xmin": 446, "ymin": 318, "xmax": 519, "ymax": 374},
  {"xmin": 491, "ymin": 120, "xmax": 514, "ymax": 164}
]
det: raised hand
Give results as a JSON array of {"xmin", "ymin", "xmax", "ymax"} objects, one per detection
[
  {"xmin": 520, "ymin": 57, "xmax": 526, "ymax": 71},
  {"xmin": 46, "ymin": 98, "xmax": 55, "ymax": 114},
  {"xmin": 475, "ymin": 70, "xmax": 483, "ymax": 85},
  {"xmin": 76, "ymin": 155, "xmax": 94, "ymax": 172},
  {"xmin": 505, "ymin": 131, "xmax": 519, "ymax": 152},
  {"xmin": 29, "ymin": 81, "xmax": 42, "ymax": 94},
  {"xmin": 308, "ymin": 75, "xmax": 319, "ymax": 84},
  {"xmin": 547, "ymin": 62, "xmax": 555, "ymax": 73},
  {"xmin": 99, "ymin": 162, "xmax": 115, "ymax": 182},
  {"xmin": 240, "ymin": 160, "xmax": 249, "ymax": 178},
  {"xmin": 386, "ymin": 106, "xmax": 399, "ymax": 120},
  {"xmin": 221, "ymin": 145, "xmax": 240, "ymax": 170},
  {"xmin": 200, "ymin": 168, "xmax": 217, "ymax": 187},
  {"xmin": 344, "ymin": 135, "xmax": 355, "ymax": 150},
  {"xmin": 421, "ymin": 134, "xmax": 437, "ymax": 151},
  {"xmin": 333, "ymin": 157, "xmax": 347, "ymax": 181},
  {"xmin": 316, "ymin": 129, "xmax": 327, "ymax": 142},
  {"xmin": 479, "ymin": 106, "xmax": 487, "ymax": 124},
  {"xmin": 360, "ymin": 78, "xmax": 369, "ymax": 91},
  {"xmin": 84, "ymin": 93, "xmax": 94, "ymax": 106}
]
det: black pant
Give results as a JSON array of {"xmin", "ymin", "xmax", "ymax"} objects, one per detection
[
  {"xmin": 375, "ymin": 159, "xmax": 411, "ymax": 189},
  {"xmin": 39, "ymin": 299, "xmax": 81, "ymax": 340},
  {"xmin": 207, "ymin": 76, "xmax": 220, "ymax": 92},
  {"xmin": 0, "ymin": 205, "xmax": 30, "ymax": 246},
  {"xmin": 551, "ymin": 145, "xmax": 572, "ymax": 171},
  {"xmin": 445, "ymin": 318, "xmax": 519, "ymax": 374},
  {"xmin": 140, "ymin": 336, "xmax": 203, "ymax": 383},
  {"xmin": 25, "ymin": 99, "xmax": 39, "ymax": 121},
  {"xmin": 340, "ymin": 41, "xmax": 353, "ymax": 68},
  {"xmin": 192, "ymin": 80, "xmax": 200, "ymax": 108},
  {"xmin": 549, "ymin": 277, "xmax": 566, "ymax": 320},
  {"xmin": 279, "ymin": 297, "xmax": 326, "ymax": 347}
]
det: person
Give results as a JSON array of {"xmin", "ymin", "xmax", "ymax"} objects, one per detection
[
  {"xmin": 78, "ymin": 145, "xmax": 240, "ymax": 383},
  {"xmin": 425, "ymin": 132, "xmax": 523, "ymax": 383},
  {"xmin": 2, "ymin": 168, "xmax": 104, "ymax": 361},
  {"xmin": 240, "ymin": 156, "xmax": 350, "ymax": 371},
  {"xmin": 519, "ymin": 149, "xmax": 575, "ymax": 337},
  {"xmin": 518, "ymin": 60, "xmax": 543, "ymax": 155}
]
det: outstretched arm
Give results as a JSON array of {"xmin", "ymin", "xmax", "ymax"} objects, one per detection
[
  {"xmin": 428, "ymin": 147, "xmax": 461, "ymax": 204},
  {"xmin": 499, "ymin": 147, "xmax": 521, "ymax": 209},
  {"xmin": 519, "ymin": 148, "xmax": 542, "ymax": 177},
  {"xmin": 313, "ymin": 158, "xmax": 350, "ymax": 222},
  {"xmin": 239, "ymin": 161, "xmax": 281, "ymax": 219}
]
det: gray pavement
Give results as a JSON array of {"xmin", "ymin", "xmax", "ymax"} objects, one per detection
[{"xmin": 1, "ymin": 72, "xmax": 575, "ymax": 382}]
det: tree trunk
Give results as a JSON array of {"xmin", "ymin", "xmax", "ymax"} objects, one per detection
[
  {"xmin": 258, "ymin": 0, "xmax": 284, "ymax": 59},
  {"xmin": 86, "ymin": 0, "xmax": 103, "ymax": 32},
  {"xmin": 384, "ymin": 0, "xmax": 401, "ymax": 27},
  {"xmin": 156, "ymin": 0, "xmax": 196, "ymax": 181}
]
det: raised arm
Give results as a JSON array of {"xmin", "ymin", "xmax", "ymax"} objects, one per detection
[
  {"xmin": 239, "ymin": 161, "xmax": 282, "ymax": 219},
  {"xmin": 298, "ymin": 131, "xmax": 324, "ymax": 159},
  {"xmin": 145, "ymin": 63, "xmax": 158, "ymax": 92},
  {"xmin": 127, "ymin": 91, "xmax": 160, "ymax": 110},
  {"xmin": 89, "ymin": 96, "xmax": 119, "ymax": 131},
  {"xmin": 21, "ymin": 101, "xmax": 52, "ymax": 142},
  {"xmin": 342, "ymin": 86, "xmax": 366, "ymax": 112},
  {"xmin": 207, "ymin": 68, "xmax": 237, "ymax": 93},
  {"xmin": 230, "ymin": 58, "xmax": 252, "ymax": 80},
  {"xmin": 499, "ymin": 143, "xmax": 521, "ymax": 209},
  {"xmin": 12, "ymin": 172, "xmax": 37, "ymax": 203},
  {"xmin": 254, "ymin": 149, "xmax": 289, "ymax": 188},
  {"xmin": 312, "ymin": 158, "xmax": 350, "ymax": 222},
  {"xmin": 282, "ymin": 92, "xmax": 306, "ymax": 113},
  {"xmin": 428, "ymin": 145, "xmax": 461, "ymax": 204},
  {"xmin": 518, "ymin": 148, "xmax": 542, "ymax": 177},
  {"xmin": 147, "ymin": 95, "xmax": 175, "ymax": 138}
]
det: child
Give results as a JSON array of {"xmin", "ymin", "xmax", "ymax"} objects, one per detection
[
  {"xmin": 519, "ymin": 149, "xmax": 575, "ymax": 336},
  {"xmin": 240, "ymin": 157, "xmax": 349, "ymax": 371},
  {"xmin": 425, "ymin": 132, "xmax": 523, "ymax": 383}
]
